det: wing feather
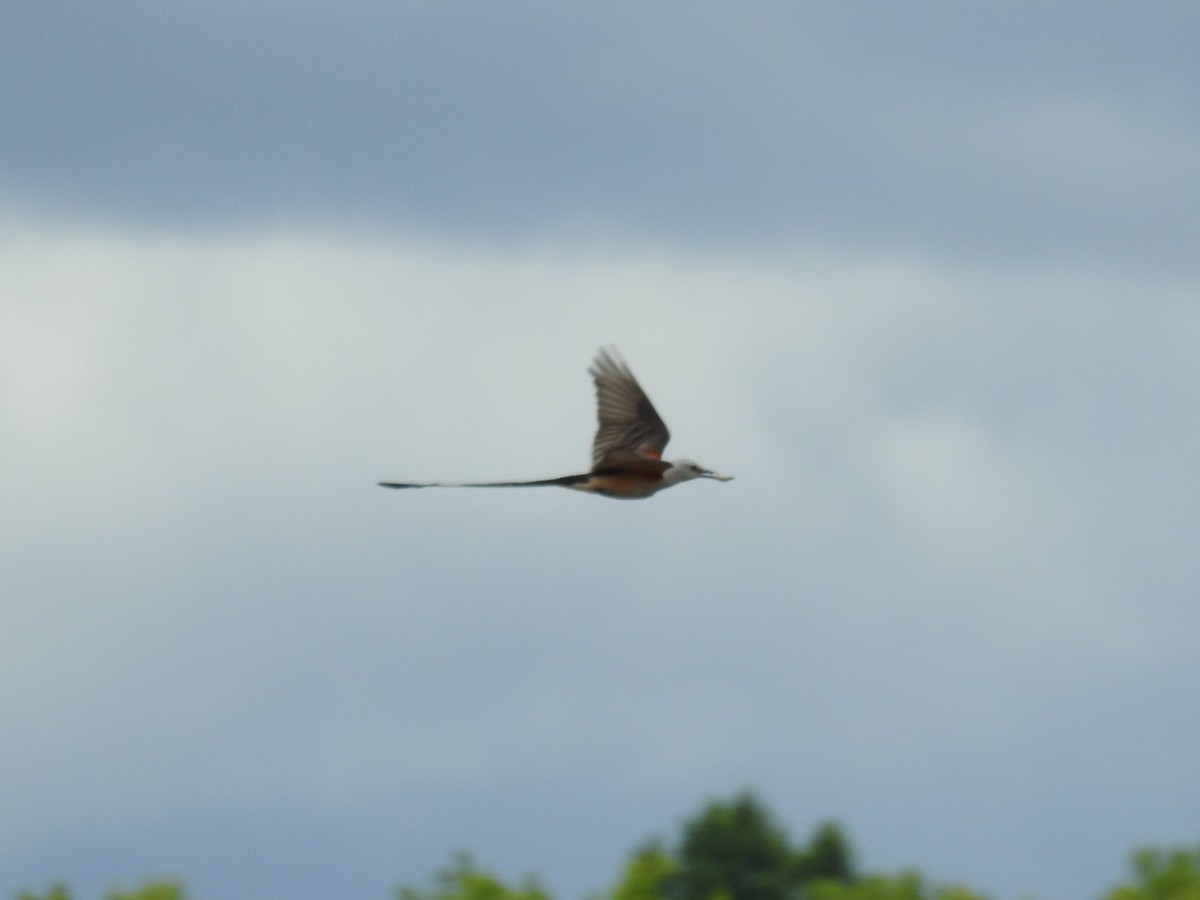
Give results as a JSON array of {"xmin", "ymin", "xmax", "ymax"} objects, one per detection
[{"xmin": 588, "ymin": 348, "xmax": 671, "ymax": 470}]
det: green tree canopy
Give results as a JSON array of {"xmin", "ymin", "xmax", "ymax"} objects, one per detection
[
  {"xmin": 17, "ymin": 883, "xmax": 188, "ymax": 900},
  {"xmin": 795, "ymin": 822, "xmax": 855, "ymax": 885},
  {"xmin": 1105, "ymin": 845, "xmax": 1200, "ymax": 900},
  {"xmin": 661, "ymin": 793, "xmax": 857, "ymax": 900},
  {"xmin": 396, "ymin": 851, "xmax": 549, "ymax": 900},
  {"xmin": 16, "ymin": 885, "xmax": 71, "ymax": 900},
  {"xmin": 804, "ymin": 872, "xmax": 985, "ymax": 900},
  {"xmin": 13, "ymin": 798, "xmax": 1200, "ymax": 900},
  {"xmin": 105, "ymin": 884, "xmax": 188, "ymax": 900},
  {"xmin": 671, "ymin": 792, "xmax": 796, "ymax": 900},
  {"xmin": 612, "ymin": 844, "xmax": 678, "ymax": 900}
]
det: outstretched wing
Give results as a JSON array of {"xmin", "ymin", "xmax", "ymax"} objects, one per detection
[{"xmin": 588, "ymin": 347, "xmax": 671, "ymax": 470}]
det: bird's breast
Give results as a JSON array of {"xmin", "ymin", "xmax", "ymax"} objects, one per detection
[{"xmin": 573, "ymin": 472, "xmax": 664, "ymax": 499}]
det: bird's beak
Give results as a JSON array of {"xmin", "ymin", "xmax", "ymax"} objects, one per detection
[{"xmin": 699, "ymin": 468, "xmax": 734, "ymax": 482}]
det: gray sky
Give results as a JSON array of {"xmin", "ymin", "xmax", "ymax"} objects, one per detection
[{"xmin": 3, "ymin": 4, "xmax": 1199, "ymax": 900}]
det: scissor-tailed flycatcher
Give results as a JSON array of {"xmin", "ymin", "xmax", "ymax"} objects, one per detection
[{"xmin": 378, "ymin": 348, "xmax": 733, "ymax": 499}]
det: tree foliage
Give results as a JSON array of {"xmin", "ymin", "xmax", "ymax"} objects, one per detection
[
  {"xmin": 11, "ymin": 800, "xmax": 1200, "ymax": 900},
  {"xmin": 106, "ymin": 884, "xmax": 188, "ymax": 900},
  {"xmin": 1105, "ymin": 845, "xmax": 1200, "ymax": 900},
  {"xmin": 804, "ymin": 872, "xmax": 985, "ymax": 900},
  {"xmin": 612, "ymin": 844, "xmax": 678, "ymax": 900},
  {"xmin": 608, "ymin": 792, "xmax": 855, "ymax": 900},
  {"xmin": 396, "ymin": 851, "xmax": 549, "ymax": 900},
  {"xmin": 15, "ymin": 886, "xmax": 71, "ymax": 900},
  {"xmin": 796, "ymin": 822, "xmax": 855, "ymax": 885},
  {"xmin": 672, "ymin": 792, "xmax": 798, "ymax": 900},
  {"xmin": 17, "ymin": 884, "xmax": 187, "ymax": 900}
]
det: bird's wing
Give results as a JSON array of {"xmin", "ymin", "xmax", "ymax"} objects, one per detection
[{"xmin": 588, "ymin": 347, "xmax": 671, "ymax": 470}]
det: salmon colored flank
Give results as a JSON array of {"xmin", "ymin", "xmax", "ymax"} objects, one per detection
[
  {"xmin": 377, "ymin": 347, "xmax": 733, "ymax": 499},
  {"xmin": 581, "ymin": 473, "xmax": 666, "ymax": 499}
]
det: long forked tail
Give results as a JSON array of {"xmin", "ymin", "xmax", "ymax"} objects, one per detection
[{"xmin": 378, "ymin": 473, "xmax": 589, "ymax": 490}]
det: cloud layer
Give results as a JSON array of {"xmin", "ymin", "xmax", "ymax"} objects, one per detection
[
  {"xmin": 3, "ymin": 218, "xmax": 1199, "ymax": 899},
  {"xmin": 3, "ymin": 5, "xmax": 1198, "ymax": 267},
  {"xmin": 4, "ymin": 5, "xmax": 1200, "ymax": 899}
]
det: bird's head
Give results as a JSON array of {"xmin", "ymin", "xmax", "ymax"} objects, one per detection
[{"xmin": 665, "ymin": 459, "xmax": 735, "ymax": 486}]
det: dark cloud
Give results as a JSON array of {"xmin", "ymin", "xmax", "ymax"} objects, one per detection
[{"xmin": 2, "ymin": 3, "xmax": 1198, "ymax": 268}]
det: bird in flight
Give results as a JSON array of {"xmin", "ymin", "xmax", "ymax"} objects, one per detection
[{"xmin": 378, "ymin": 348, "xmax": 733, "ymax": 499}]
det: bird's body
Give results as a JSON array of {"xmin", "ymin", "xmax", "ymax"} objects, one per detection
[{"xmin": 378, "ymin": 348, "xmax": 733, "ymax": 499}]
